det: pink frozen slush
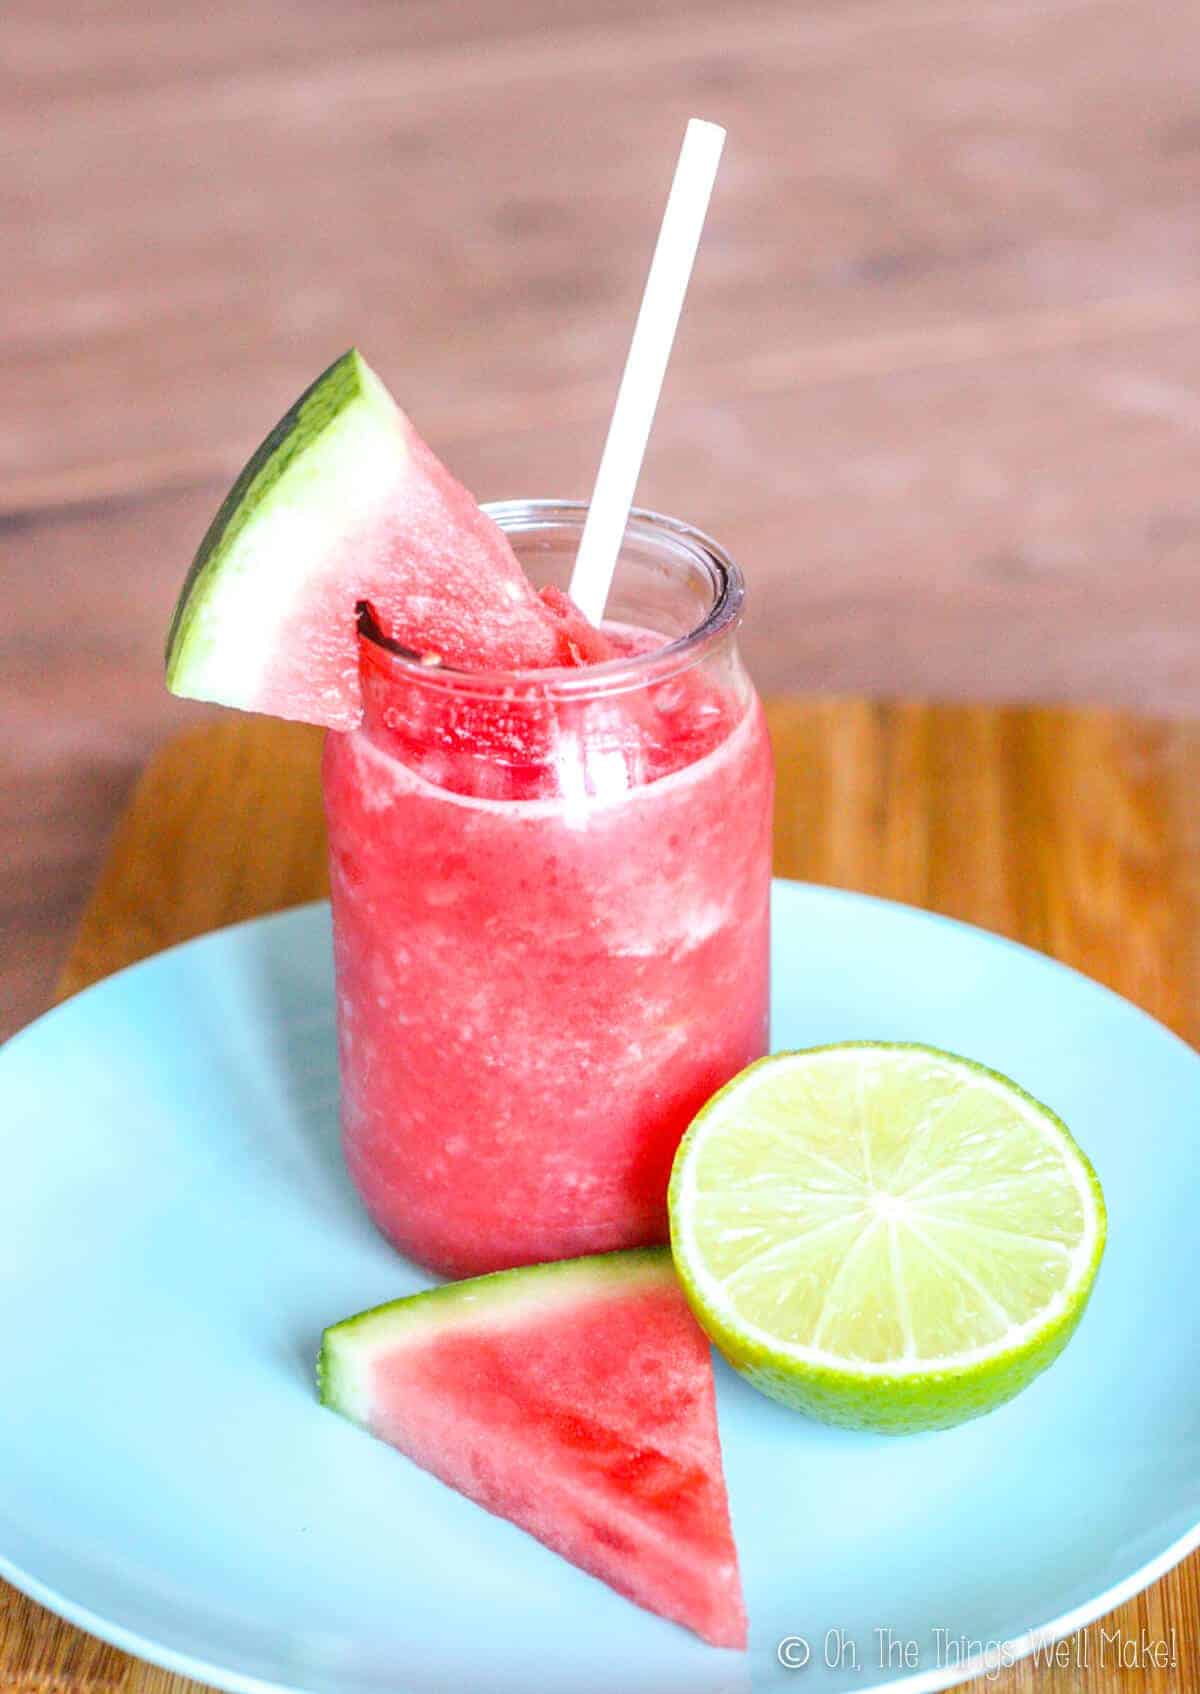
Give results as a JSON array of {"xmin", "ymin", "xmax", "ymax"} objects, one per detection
[{"xmin": 324, "ymin": 509, "xmax": 772, "ymax": 1277}]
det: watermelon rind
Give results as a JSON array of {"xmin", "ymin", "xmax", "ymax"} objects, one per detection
[
  {"xmin": 318, "ymin": 1247, "xmax": 675, "ymax": 1426},
  {"xmin": 165, "ymin": 348, "xmax": 407, "ymax": 713}
]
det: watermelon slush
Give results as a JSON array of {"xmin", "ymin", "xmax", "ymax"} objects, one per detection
[{"xmin": 323, "ymin": 503, "xmax": 773, "ymax": 1277}]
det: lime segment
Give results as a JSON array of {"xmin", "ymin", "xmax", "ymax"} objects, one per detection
[{"xmin": 669, "ymin": 1043, "xmax": 1106, "ymax": 1432}]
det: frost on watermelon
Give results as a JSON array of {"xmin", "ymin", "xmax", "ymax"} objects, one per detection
[
  {"xmin": 318, "ymin": 1248, "xmax": 746, "ymax": 1649},
  {"xmin": 166, "ymin": 349, "xmax": 588, "ymax": 731}
]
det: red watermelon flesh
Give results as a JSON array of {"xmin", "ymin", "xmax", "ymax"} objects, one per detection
[
  {"xmin": 538, "ymin": 583, "xmax": 619, "ymax": 665},
  {"xmin": 318, "ymin": 1250, "xmax": 746, "ymax": 1648},
  {"xmin": 166, "ymin": 350, "xmax": 605, "ymax": 731},
  {"xmin": 258, "ymin": 420, "xmax": 590, "ymax": 729},
  {"xmin": 331, "ymin": 423, "xmax": 585, "ymax": 674}
]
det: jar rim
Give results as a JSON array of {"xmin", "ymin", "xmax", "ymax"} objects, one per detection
[{"xmin": 356, "ymin": 499, "xmax": 744, "ymax": 699}]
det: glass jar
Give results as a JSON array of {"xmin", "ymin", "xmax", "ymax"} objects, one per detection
[{"xmin": 322, "ymin": 501, "xmax": 774, "ymax": 1276}]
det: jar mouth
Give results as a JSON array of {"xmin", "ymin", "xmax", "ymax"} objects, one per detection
[{"xmin": 356, "ymin": 499, "xmax": 744, "ymax": 699}]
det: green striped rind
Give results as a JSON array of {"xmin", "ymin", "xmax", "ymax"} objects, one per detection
[
  {"xmin": 318, "ymin": 1248, "xmax": 675, "ymax": 1423},
  {"xmin": 668, "ymin": 1043, "xmax": 1107, "ymax": 1435},
  {"xmin": 165, "ymin": 348, "xmax": 404, "ymax": 706}
]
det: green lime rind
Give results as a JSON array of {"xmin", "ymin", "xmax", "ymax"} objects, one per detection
[
  {"xmin": 668, "ymin": 1043, "xmax": 1107, "ymax": 1436},
  {"xmin": 318, "ymin": 1247, "xmax": 674, "ymax": 1418},
  {"xmin": 672, "ymin": 1250, "xmax": 1098, "ymax": 1434},
  {"xmin": 165, "ymin": 347, "xmax": 398, "ymax": 700}
]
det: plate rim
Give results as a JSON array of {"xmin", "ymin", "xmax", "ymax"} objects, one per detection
[{"xmin": 5, "ymin": 1514, "xmax": 1200, "ymax": 1694}]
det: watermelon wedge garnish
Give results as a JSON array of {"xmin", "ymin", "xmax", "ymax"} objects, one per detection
[
  {"xmin": 166, "ymin": 350, "xmax": 580, "ymax": 730},
  {"xmin": 318, "ymin": 1249, "xmax": 747, "ymax": 1648}
]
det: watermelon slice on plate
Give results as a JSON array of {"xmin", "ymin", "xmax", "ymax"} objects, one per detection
[
  {"xmin": 166, "ymin": 349, "xmax": 579, "ymax": 731},
  {"xmin": 318, "ymin": 1248, "xmax": 746, "ymax": 1648}
]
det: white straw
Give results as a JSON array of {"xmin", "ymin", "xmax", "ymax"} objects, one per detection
[{"xmin": 567, "ymin": 118, "xmax": 726, "ymax": 624}]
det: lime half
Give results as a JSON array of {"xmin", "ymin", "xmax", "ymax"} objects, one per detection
[{"xmin": 669, "ymin": 1043, "xmax": 1106, "ymax": 1433}]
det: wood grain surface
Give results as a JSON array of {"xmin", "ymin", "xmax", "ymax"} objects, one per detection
[
  {"xmin": 4, "ymin": 703, "xmax": 1198, "ymax": 1692},
  {"xmin": 6, "ymin": 0, "xmax": 1200, "ymax": 1043}
]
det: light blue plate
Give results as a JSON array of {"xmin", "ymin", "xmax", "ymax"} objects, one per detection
[{"xmin": 2, "ymin": 882, "xmax": 1198, "ymax": 1694}]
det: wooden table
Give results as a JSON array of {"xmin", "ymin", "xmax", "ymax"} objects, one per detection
[
  {"xmin": 8, "ymin": 0, "xmax": 1200, "ymax": 1047},
  {"xmin": 3, "ymin": 703, "xmax": 1198, "ymax": 1692}
]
